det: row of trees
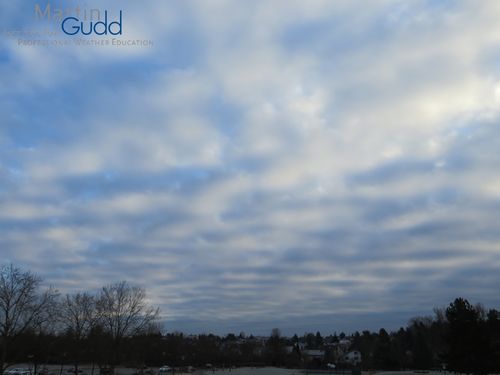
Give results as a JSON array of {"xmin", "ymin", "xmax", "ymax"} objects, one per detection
[
  {"xmin": 346, "ymin": 298, "xmax": 500, "ymax": 374},
  {"xmin": 0, "ymin": 264, "xmax": 159, "ymax": 375},
  {"xmin": 2, "ymin": 264, "xmax": 500, "ymax": 374},
  {"xmin": 254, "ymin": 299, "xmax": 500, "ymax": 373}
]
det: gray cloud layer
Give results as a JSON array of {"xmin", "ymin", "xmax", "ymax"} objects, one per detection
[{"xmin": 1, "ymin": 0, "xmax": 500, "ymax": 335}]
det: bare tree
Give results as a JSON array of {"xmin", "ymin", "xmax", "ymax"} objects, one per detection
[
  {"xmin": 0, "ymin": 264, "xmax": 58, "ymax": 375},
  {"xmin": 60, "ymin": 292, "xmax": 97, "ymax": 374},
  {"xmin": 96, "ymin": 281, "xmax": 159, "ymax": 369},
  {"xmin": 61, "ymin": 292, "xmax": 96, "ymax": 340}
]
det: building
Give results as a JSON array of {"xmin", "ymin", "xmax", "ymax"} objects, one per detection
[{"xmin": 343, "ymin": 350, "xmax": 362, "ymax": 366}]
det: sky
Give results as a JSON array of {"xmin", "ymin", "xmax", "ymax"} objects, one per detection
[{"xmin": 1, "ymin": 0, "xmax": 500, "ymax": 336}]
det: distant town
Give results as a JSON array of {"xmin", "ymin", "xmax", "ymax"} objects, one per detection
[{"xmin": 1, "ymin": 264, "xmax": 499, "ymax": 374}]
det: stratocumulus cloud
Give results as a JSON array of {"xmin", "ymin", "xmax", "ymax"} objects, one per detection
[{"xmin": 1, "ymin": 0, "xmax": 500, "ymax": 335}]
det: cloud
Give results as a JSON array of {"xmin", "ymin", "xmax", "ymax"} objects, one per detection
[{"xmin": 1, "ymin": 0, "xmax": 500, "ymax": 335}]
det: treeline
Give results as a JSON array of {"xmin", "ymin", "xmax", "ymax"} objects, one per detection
[
  {"xmin": 351, "ymin": 297, "xmax": 500, "ymax": 374},
  {"xmin": 0, "ymin": 264, "xmax": 159, "ymax": 375},
  {"xmin": 2, "ymin": 264, "xmax": 500, "ymax": 374}
]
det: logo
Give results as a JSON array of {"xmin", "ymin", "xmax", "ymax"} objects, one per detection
[
  {"xmin": 3, "ymin": 3, "xmax": 153, "ymax": 49},
  {"xmin": 61, "ymin": 10, "xmax": 122, "ymax": 36}
]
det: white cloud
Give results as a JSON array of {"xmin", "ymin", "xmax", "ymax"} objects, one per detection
[{"xmin": 2, "ymin": 0, "xmax": 500, "ymax": 334}]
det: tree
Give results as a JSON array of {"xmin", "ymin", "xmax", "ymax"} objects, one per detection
[
  {"xmin": 373, "ymin": 328, "xmax": 393, "ymax": 369},
  {"xmin": 315, "ymin": 331, "xmax": 323, "ymax": 348},
  {"xmin": 60, "ymin": 292, "xmax": 97, "ymax": 374},
  {"xmin": 0, "ymin": 264, "xmax": 58, "ymax": 375},
  {"xmin": 445, "ymin": 297, "xmax": 489, "ymax": 374},
  {"xmin": 487, "ymin": 309, "xmax": 500, "ymax": 371},
  {"xmin": 411, "ymin": 324, "xmax": 433, "ymax": 370},
  {"xmin": 267, "ymin": 328, "xmax": 285, "ymax": 366},
  {"xmin": 96, "ymin": 281, "xmax": 160, "ymax": 369}
]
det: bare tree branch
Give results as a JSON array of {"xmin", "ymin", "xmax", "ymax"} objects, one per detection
[{"xmin": 0, "ymin": 264, "xmax": 58, "ymax": 375}]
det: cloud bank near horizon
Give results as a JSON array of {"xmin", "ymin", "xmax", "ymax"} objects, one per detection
[{"xmin": 1, "ymin": 1, "xmax": 500, "ymax": 335}]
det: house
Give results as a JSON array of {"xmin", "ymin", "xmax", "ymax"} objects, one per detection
[
  {"xmin": 343, "ymin": 350, "xmax": 362, "ymax": 366},
  {"xmin": 302, "ymin": 349, "xmax": 326, "ymax": 367},
  {"xmin": 303, "ymin": 349, "xmax": 325, "ymax": 359}
]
